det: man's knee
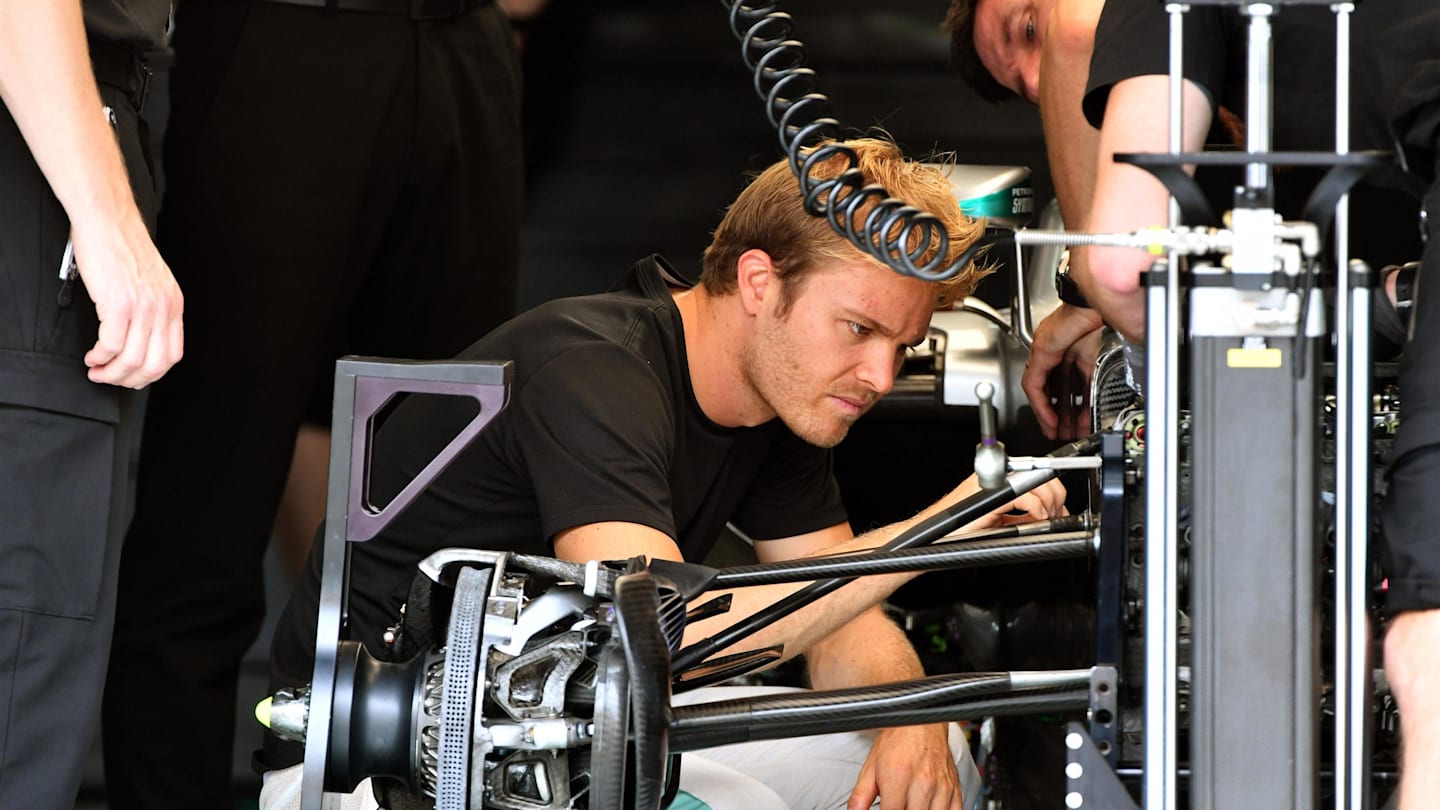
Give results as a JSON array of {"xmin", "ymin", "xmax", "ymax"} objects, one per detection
[
  {"xmin": 1385, "ymin": 609, "xmax": 1440, "ymax": 694},
  {"xmin": 259, "ymin": 765, "xmax": 379, "ymax": 810}
]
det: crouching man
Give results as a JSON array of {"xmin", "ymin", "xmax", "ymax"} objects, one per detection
[{"xmin": 261, "ymin": 138, "xmax": 1067, "ymax": 810}]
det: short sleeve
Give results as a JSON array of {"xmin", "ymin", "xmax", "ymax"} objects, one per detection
[
  {"xmin": 511, "ymin": 346, "xmax": 680, "ymax": 544},
  {"xmin": 1084, "ymin": 0, "xmax": 1227, "ymax": 129},
  {"xmin": 730, "ymin": 428, "xmax": 848, "ymax": 541}
]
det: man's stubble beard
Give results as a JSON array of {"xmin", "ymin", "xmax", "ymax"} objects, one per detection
[{"xmin": 740, "ymin": 316, "xmax": 854, "ymax": 449}]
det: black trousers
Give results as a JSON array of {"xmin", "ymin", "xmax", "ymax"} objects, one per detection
[
  {"xmin": 0, "ymin": 74, "xmax": 152, "ymax": 805},
  {"xmin": 1382, "ymin": 156, "xmax": 1440, "ymax": 615},
  {"xmin": 101, "ymin": 2, "xmax": 522, "ymax": 806}
]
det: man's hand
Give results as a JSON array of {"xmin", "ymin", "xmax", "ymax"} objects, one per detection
[
  {"xmin": 947, "ymin": 472, "xmax": 1068, "ymax": 531},
  {"xmin": 70, "ymin": 213, "xmax": 184, "ymax": 388},
  {"xmin": 849, "ymin": 724, "xmax": 962, "ymax": 810},
  {"xmin": 0, "ymin": 0, "xmax": 184, "ymax": 389},
  {"xmin": 1022, "ymin": 303, "xmax": 1104, "ymax": 439}
]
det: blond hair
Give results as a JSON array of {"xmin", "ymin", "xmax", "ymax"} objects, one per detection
[{"xmin": 701, "ymin": 138, "xmax": 987, "ymax": 310}]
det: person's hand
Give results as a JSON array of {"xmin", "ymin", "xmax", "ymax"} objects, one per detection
[
  {"xmin": 849, "ymin": 724, "xmax": 962, "ymax": 810},
  {"xmin": 70, "ymin": 212, "xmax": 184, "ymax": 388},
  {"xmin": 945, "ymin": 475, "xmax": 1068, "ymax": 533},
  {"xmin": 498, "ymin": 0, "xmax": 548, "ymax": 18},
  {"xmin": 1021, "ymin": 304, "xmax": 1105, "ymax": 439}
]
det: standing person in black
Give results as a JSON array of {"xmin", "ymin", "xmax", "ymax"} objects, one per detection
[
  {"xmin": 258, "ymin": 138, "xmax": 1068, "ymax": 810},
  {"xmin": 1014, "ymin": 2, "xmax": 1440, "ymax": 806},
  {"xmin": 0, "ymin": 1, "xmax": 183, "ymax": 805},
  {"xmin": 100, "ymin": 1, "xmax": 524, "ymax": 807}
]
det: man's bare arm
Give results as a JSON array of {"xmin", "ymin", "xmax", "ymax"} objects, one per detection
[
  {"xmin": 552, "ymin": 474, "xmax": 1066, "ymax": 662},
  {"xmin": 1080, "ymin": 75, "xmax": 1211, "ymax": 341},
  {"xmin": 1038, "ymin": 0, "xmax": 1105, "ymax": 232},
  {"xmin": 1021, "ymin": 0, "xmax": 1109, "ymax": 434},
  {"xmin": 1386, "ymin": 609, "xmax": 1440, "ymax": 810},
  {"xmin": 553, "ymin": 476, "xmax": 1062, "ymax": 809},
  {"xmin": 0, "ymin": 0, "xmax": 182, "ymax": 387}
]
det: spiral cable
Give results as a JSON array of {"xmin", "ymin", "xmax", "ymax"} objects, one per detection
[{"xmin": 720, "ymin": 0, "xmax": 1001, "ymax": 282}]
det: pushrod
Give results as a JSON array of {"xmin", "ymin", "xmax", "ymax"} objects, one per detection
[{"xmin": 670, "ymin": 434, "xmax": 1100, "ymax": 672}]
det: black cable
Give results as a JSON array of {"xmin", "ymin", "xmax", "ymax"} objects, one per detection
[
  {"xmin": 718, "ymin": 0, "xmax": 996, "ymax": 282},
  {"xmin": 1293, "ymin": 257, "xmax": 1318, "ymax": 380}
]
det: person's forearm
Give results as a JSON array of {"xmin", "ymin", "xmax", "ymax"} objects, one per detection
[
  {"xmin": 680, "ymin": 477, "xmax": 1059, "ymax": 664},
  {"xmin": 1076, "ymin": 247, "xmax": 1149, "ymax": 341},
  {"xmin": 1386, "ymin": 609, "xmax": 1440, "ymax": 810},
  {"xmin": 1039, "ymin": 0, "xmax": 1103, "ymax": 236},
  {"xmin": 805, "ymin": 606, "xmax": 926, "ymax": 691},
  {"xmin": 1079, "ymin": 76, "xmax": 1213, "ymax": 342},
  {"xmin": 680, "ymin": 537, "xmax": 930, "ymax": 666},
  {"xmin": 1036, "ymin": 0, "xmax": 1114, "ymax": 337},
  {"xmin": 811, "ymin": 608, "xmax": 958, "ymax": 809},
  {"xmin": 0, "ymin": 1, "xmax": 141, "ymax": 230},
  {"xmin": 0, "ymin": 0, "xmax": 183, "ymax": 389}
]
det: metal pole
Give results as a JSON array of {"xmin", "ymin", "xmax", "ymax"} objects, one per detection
[
  {"xmin": 707, "ymin": 531, "xmax": 1096, "ymax": 587},
  {"xmin": 1332, "ymin": 5, "xmax": 1353, "ymax": 807},
  {"xmin": 1244, "ymin": 5, "xmax": 1275, "ymax": 192},
  {"xmin": 1330, "ymin": 3, "xmax": 1372, "ymax": 807},
  {"xmin": 1144, "ymin": 9, "xmax": 1186, "ymax": 810},
  {"xmin": 300, "ymin": 371, "xmax": 359, "ymax": 810},
  {"xmin": 1013, "ymin": 238, "xmax": 1036, "ymax": 345}
]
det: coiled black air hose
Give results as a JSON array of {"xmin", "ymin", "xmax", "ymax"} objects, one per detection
[{"xmin": 718, "ymin": 0, "xmax": 1004, "ymax": 282}]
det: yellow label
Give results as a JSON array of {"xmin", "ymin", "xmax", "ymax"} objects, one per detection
[{"xmin": 1226, "ymin": 347, "xmax": 1283, "ymax": 368}]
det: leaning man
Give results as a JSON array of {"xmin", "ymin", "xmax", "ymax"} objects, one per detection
[{"xmin": 261, "ymin": 138, "xmax": 1067, "ymax": 810}]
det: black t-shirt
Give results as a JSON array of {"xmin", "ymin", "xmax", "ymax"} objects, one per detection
[
  {"xmin": 83, "ymin": 0, "xmax": 170, "ymax": 51},
  {"xmin": 262, "ymin": 256, "xmax": 847, "ymax": 767},
  {"xmin": 1084, "ymin": 0, "xmax": 1440, "ymax": 185}
]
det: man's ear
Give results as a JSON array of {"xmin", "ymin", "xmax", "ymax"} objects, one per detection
[{"xmin": 735, "ymin": 249, "xmax": 776, "ymax": 317}]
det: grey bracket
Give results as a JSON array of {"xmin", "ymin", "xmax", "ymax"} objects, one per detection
[
  {"xmin": 1087, "ymin": 657, "xmax": 1121, "ymax": 767},
  {"xmin": 302, "ymin": 357, "xmax": 513, "ymax": 810},
  {"xmin": 1064, "ymin": 721, "xmax": 1140, "ymax": 810},
  {"xmin": 1093, "ymin": 433, "xmax": 1127, "ymax": 726}
]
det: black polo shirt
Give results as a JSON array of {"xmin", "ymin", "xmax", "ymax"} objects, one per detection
[{"xmin": 83, "ymin": 0, "xmax": 170, "ymax": 51}]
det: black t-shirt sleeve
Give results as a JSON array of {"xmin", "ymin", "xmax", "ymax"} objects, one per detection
[
  {"xmin": 1084, "ymin": 0, "xmax": 1226, "ymax": 129},
  {"xmin": 511, "ymin": 345, "xmax": 680, "ymax": 545},
  {"xmin": 730, "ymin": 428, "xmax": 847, "ymax": 541}
]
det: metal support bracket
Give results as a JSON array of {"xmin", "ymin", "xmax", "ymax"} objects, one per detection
[
  {"xmin": 301, "ymin": 357, "xmax": 513, "ymax": 810},
  {"xmin": 1065, "ymin": 720, "xmax": 1141, "ymax": 810}
]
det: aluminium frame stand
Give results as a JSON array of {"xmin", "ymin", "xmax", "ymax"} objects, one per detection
[{"xmin": 1084, "ymin": 2, "xmax": 1377, "ymax": 809}]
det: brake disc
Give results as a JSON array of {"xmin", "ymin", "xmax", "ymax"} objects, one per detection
[{"xmin": 437, "ymin": 566, "xmax": 492, "ymax": 809}]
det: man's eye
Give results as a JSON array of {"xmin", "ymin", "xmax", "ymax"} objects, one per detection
[
  {"xmin": 847, "ymin": 321, "xmax": 871, "ymax": 337},
  {"xmin": 1026, "ymin": 18, "xmax": 1036, "ymax": 42}
]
